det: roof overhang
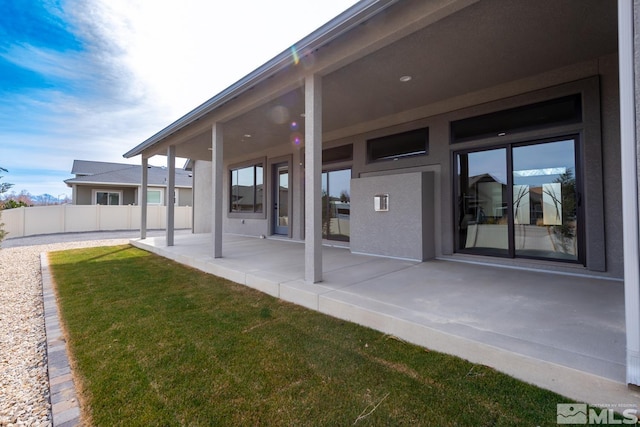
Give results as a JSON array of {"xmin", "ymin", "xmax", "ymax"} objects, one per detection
[
  {"xmin": 123, "ymin": 0, "xmax": 400, "ymax": 159},
  {"xmin": 124, "ymin": 0, "xmax": 618, "ymax": 163}
]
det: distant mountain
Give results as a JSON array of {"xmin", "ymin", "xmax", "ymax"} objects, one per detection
[
  {"xmin": 1, "ymin": 193, "xmax": 69, "ymax": 206},
  {"xmin": 32, "ymin": 194, "xmax": 60, "ymax": 205}
]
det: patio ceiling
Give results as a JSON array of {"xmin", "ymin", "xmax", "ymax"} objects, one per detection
[{"xmin": 170, "ymin": 0, "xmax": 617, "ymax": 162}]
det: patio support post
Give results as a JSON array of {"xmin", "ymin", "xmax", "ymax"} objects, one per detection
[
  {"xmin": 304, "ymin": 74, "xmax": 322, "ymax": 283},
  {"xmin": 212, "ymin": 123, "xmax": 223, "ymax": 258},
  {"xmin": 141, "ymin": 157, "xmax": 148, "ymax": 239},
  {"xmin": 619, "ymin": 0, "xmax": 640, "ymax": 386},
  {"xmin": 167, "ymin": 145, "xmax": 176, "ymax": 247}
]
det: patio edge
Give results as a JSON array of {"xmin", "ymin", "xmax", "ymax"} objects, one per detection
[{"xmin": 130, "ymin": 237, "xmax": 640, "ymax": 406}]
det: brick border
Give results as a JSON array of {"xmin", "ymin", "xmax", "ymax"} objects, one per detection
[{"xmin": 41, "ymin": 253, "xmax": 82, "ymax": 427}]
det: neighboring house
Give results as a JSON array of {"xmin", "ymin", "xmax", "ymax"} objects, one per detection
[
  {"xmin": 123, "ymin": 0, "xmax": 640, "ymax": 385},
  {"xmin": 65, "ymin": 160, "xmax": 193, "ymax": 206}
]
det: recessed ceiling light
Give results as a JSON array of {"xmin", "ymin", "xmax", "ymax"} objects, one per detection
[
  {"xmin": 244, "ymin": 134, "xmax": 252, "ymax": 138},
  {"xmin": 399, "ymin": 75, "xmax": 412, "ymax": 82}
]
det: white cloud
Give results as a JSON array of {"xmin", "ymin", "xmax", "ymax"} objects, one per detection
[
  {"xmin": 1, "ymin": 43, "xmax": 85, "ymax": 82},
  {"xmin": 71, "ymin": 0, "xmax": 360, "ymax": 118}
]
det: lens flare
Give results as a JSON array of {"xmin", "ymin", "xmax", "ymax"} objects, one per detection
[
  {"xmin": 290, "ymin": 132, "xmax": 303, "ymax": 146},
  {"xmin": 291, "ymin": 45, "xmax": 300, "ymax": 65}
]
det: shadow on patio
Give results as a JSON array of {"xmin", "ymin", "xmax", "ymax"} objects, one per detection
[{"xmin": 131, "ymin": 233, "xmax": 638, "ymax": 406}]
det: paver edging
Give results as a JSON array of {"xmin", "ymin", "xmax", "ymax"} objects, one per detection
[{"xmin": 41, "ymin": 253, "xmax": 82, "ymax": 427}]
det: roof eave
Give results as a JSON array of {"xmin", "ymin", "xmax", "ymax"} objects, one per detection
[{"xmin": 123, "ymin": 0, "xmax": 398, "ymax": 159}]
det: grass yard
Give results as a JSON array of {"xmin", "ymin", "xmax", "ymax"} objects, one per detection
[{"xmin": 49, "ymin": 245, "xmax": 569, "ymax": 426}]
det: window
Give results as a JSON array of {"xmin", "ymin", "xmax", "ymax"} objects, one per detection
[
  {"xmin": 230, "ymin": 163, "xmax": 264, "ymax": 213},
  {"xmin": 367, "ymin": 128, "xmax": 428, "ymax": 162},
  {"xmin": 147, "ymin": 190, "xmax": 162, "ymax": 205},
  {"xmin": 95, "ymin": 191, "xmax": 120, "ymax": 205},
  {"xmin": 450, "ymin": 95, "xmax": 582, "ymax": 143},
  {"xmin": 322, "ymin": 169, "xmax": 351, "ymax": 242},
  {"xmin": 323, "ymin": 144, "xmax": 353, "ymax": 164}
]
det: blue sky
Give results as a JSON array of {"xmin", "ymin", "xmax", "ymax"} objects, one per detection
[{"xmin": 0, "ymin": 0, "xmax": 358, "ymax": 199}]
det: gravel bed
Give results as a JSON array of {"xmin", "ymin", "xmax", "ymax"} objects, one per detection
[{"xmin": 0, "ymin": 236, "xmax": 134, "ymax": 426}]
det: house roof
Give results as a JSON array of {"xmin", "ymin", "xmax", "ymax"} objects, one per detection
[{"xmin": 65, "ymin": 160, "xmax": 192, "ymax": 188}]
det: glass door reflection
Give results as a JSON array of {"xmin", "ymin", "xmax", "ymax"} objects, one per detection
[
  {"xmin": 274, "ymin": 164, "xmax": 289, "ymax": 235},
  {"xmin": 512, "ymin": 139, "xmax": 578, "ymax": 261},
  {"xmin": 322, "ymin": 169, "xmax": 351, "ymax": 241},
  {"xmin": 457, "ymin": 148, "xmax": 509, "ymax": 255}
]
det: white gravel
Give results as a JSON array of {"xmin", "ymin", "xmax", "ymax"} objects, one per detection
[{"xmin": 0, "ymin": 234, "xmax": 140, "ymax": 426}]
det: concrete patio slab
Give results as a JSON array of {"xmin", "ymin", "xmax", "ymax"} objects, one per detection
[{"xmin": 130, "ymin": 232, "xmax": 640, "ymax": 407}]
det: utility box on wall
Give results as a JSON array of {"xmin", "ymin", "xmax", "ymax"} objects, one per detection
[{"xmin": 350, "ymin": 171, "xmax": 435, "ymax": 261}]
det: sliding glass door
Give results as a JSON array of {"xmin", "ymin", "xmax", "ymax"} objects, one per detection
[
  {"xmin": 456, "ymin": 137, "xmax": 581, "ymax": 263},
  {"xmin": 512, "ymin": 140, "xmax": 578, "ymax": 260},
  {"xmin": 457, "ymin": 148, "xmax": 509, "ymax": 256}
]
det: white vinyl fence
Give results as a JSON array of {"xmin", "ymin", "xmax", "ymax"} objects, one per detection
[{"xmin": 0, "ymin": 205, "xmax": 192, "ymax": 239}]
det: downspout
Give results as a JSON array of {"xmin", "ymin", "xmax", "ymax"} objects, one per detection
[{"xmin": 619, "ymin": 0, "xmax": 640, "ymax": 386}]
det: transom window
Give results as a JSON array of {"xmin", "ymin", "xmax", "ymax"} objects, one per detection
[
  {"xmin": 450, "ymin": 95, "xmax": 582, "ymax": 143},
  {"xmin": 367, "ymin": 128, "xmax": 429, "ymax": 162},
  {"xmin": 230, "ymin": 163, "xmax": 264, "ymax": 213}
]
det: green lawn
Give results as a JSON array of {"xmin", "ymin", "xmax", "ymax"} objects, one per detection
[{"xmin": 49, "ymin": 245, "xmax": 569, "ymax": 426}]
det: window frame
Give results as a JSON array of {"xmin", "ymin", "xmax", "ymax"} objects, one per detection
[
  {"xmin": 366, "ymin": 127, "xmax": 429, "ymax": 163},
  {"xmin": 453, "ymin": 134, "xmax": 584, "ymax": 264},
  {"xmin": 93, "ymin": 189, "xmax": 122, "ymax": 206},
  {"xmin": 228, "ymin": 158, "xmax": 266, "ymax": 219},
  {"xmin": 147, "ymin": 189, "xmax": 163, "ymax": 205},
  {"xmin": 450, "ymin": 94, "xmax": 582, "ymax": 144}
]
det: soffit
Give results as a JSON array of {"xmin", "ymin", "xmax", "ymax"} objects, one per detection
[
  {"xmin": 321, "ymin": 0, "xmax": 617, "ymax": 131},
  {"xmin": 179, "ymin": 0, "xmax": 617, "ymax": 162}
]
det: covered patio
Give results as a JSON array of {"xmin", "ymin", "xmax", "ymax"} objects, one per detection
[{"xmin": 131, "ymin": 233, "xmax": 638, "ymax": 406}]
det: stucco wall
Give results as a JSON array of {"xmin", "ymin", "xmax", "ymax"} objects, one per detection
[
  {"xmin": 205, "ymin": 55, "xmax": 622, "ymax": 277},
  {"xmin": 335, "ymin": 59, "xmax": 621, "ymax": 277},
  {"xmin": 351, "ymin": 172, "xmax": 434, "ymax": 260},
  {"xmin": 75, "ymin": 186, "xmax": 92, "ymax": 205}
]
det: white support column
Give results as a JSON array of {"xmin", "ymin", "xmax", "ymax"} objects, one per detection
[
  {"xmin": 619, "ymin": 0, "xmax": 640, "ymax": 386},
  {"xmin": 141, "ymin": 157, "xmax": 148, "ymax": 240},
  {"xmin": 191, "ymin": 164, "xmax": 196, "ymax": 234},
  {"xmin": 305, "ymin": 74, "xmax": 323, "ymax": 283},
  {"xmin": 167, "ymin": 146, "xmax": 176, "ymax": 247},
  {"xmin": 212, "ymin": 123, "xmax": 223, "ymax": 258}
]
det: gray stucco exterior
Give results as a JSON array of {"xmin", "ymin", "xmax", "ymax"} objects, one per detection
[
  {"xmin": 186, "ymin": 22, "xmax": 622, "ymax": 278},
  {"xmin": 130, "ymin": 0, "xmax": 621, "ymax": 279},
  {"xmin": 351, "ymin": 171, "xmax": 435, "ymax": 261}
]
